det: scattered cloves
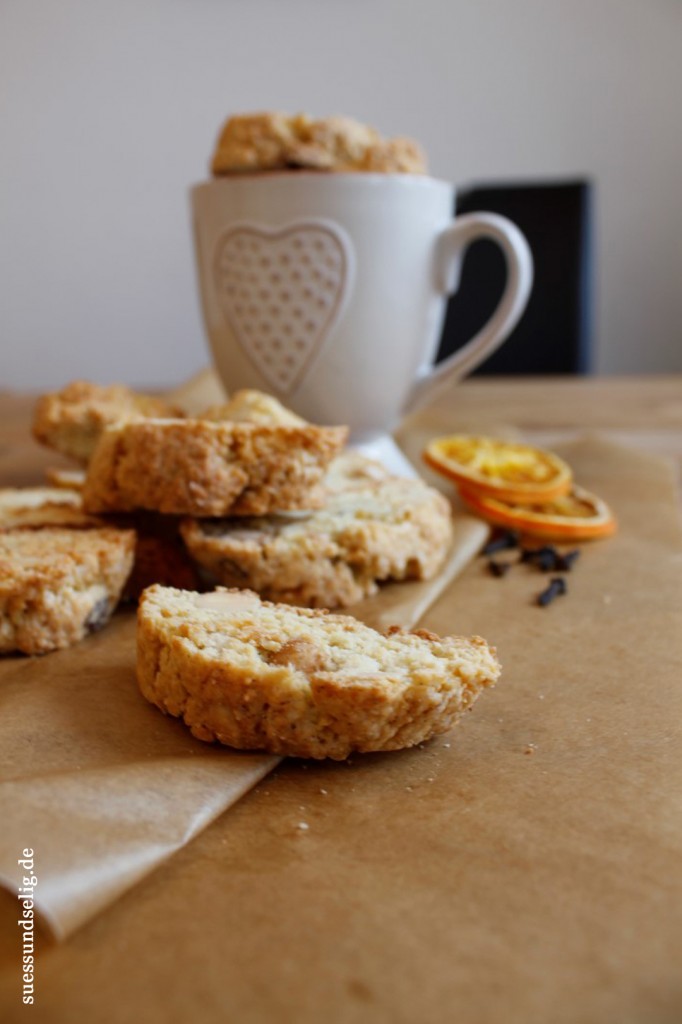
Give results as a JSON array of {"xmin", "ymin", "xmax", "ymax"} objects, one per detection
[
  {"xmin": 483, "ymin": 535, "xmax": 581, "ymax": 608},
  {"xmin": 555, "ymin": 549, "xmax": 580, "ymax": 571},
  {"xmin": 537, "ymin": 576, "xmax": 567, "ymax": 607},
  {"xmin": 482, "ymin": 531, "xmax": 519, "ymax": 557},
  {"xmin": 536, "ymin": 548, "xmax": 559, "ymax": 572},
  {"xmin": 520, "ymin": 544, "xmax": 560, "ymax": 570}
]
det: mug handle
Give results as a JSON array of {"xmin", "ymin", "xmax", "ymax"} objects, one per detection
[{"xmin": 405, "ymin": 212, "xmax": 534, "ymax": 413}]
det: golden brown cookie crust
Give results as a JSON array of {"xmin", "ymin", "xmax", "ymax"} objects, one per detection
[
  {"xmin": 136, "ymin": 585, "xmax": 500, "ymax": 760},
  {"xmin": 211, "ymin": 112, "xmax": 427, "ymax": 176},
  {"xmin": 32, "ymin": 380, "xmax": 184, "ymax": 464},
  {"xmin": 82, "ymin": 418, "xmax": 348, "ymax": 517},
  {"xmin": 361, "ymin": 137, "xmax": 428, "ymax": 174},
  {"xmin": 0, "ymin": 526, "xmax": 135, "ymax": 655},
  {"xmin": 180, "ymin": 473, "xmax": 453, "ymax": 608}
]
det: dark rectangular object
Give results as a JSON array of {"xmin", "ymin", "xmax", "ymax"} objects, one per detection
[{"xmin": 437, "ymin": 180, "xmax": 593, "ymax": 374}]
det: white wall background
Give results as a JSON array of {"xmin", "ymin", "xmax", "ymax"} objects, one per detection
[{"xmin": 1, "ymin": 0, "xmax": 681, "ymax": 390}]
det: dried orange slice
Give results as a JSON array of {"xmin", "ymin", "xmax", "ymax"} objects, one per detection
[
  {"xmin": 458, "ymin": 485, "xmax": 617, "ymax": 541},
  {"xmin": 423, "ymin": 435, "xmax": 572, "ymax": 503}
]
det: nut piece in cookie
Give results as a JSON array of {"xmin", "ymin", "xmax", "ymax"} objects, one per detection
[
  {"xmin": 180, "ymin": 473, "xmax": 453, "ymax": 608},
  {"xmin": 82, "ymin": 418, "xmax": 348, "ymax": 517},
  {"xmin": 0, "ymin": 526, "xmax": 135, "ymax": 655},
  {"xmin": 32, "ymin": 380, "xmax": 184, "ymax": 464},
  {"xmin": 0, "ymin": 486, "xmax": 100, "ymax": 530},
  {"xmin": 0, "ymin": 485, "xmax": 81, "ymax": 512},
  {"xmin": 45, "ymin": 467, "xmax": 87, "ymax": 491},
  {"xmin": 137, "ymin": 585, "xmax": 500, "ymax": 760}
]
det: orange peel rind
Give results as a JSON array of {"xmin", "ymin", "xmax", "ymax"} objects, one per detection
[
  {"xmin": 458, "ymin": 485, "xmax": 617, "ymax": 541},
  {"xmin": 423, "ymin": 434, "xmax": 572, "ymax": 503}
]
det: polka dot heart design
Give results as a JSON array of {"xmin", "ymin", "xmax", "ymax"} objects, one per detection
[{"xmin": 213, "ymin": 223, "xmax": 352, "ymax": 394}]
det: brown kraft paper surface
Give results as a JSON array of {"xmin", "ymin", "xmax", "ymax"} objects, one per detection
[
  {"xmin": 0, "ymin": 398, "xmax": 680, "ymax": 1023},
  {"xmin": 0, "ymin": 382, "xmax": 488, "ymax": 943}
]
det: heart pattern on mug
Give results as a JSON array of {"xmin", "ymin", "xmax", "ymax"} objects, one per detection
[{"xmin": 213, "ymin": 221, "xmax": 353, "ymax": 394}]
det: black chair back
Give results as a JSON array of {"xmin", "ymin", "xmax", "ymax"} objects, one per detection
[{"xmin": 437, "ymin": 180, "xmax": 594, "ymax": 374}]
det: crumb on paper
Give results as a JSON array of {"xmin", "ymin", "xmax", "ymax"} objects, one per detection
[
  {"xmin": 296, "ymin": 821, "xmax": 309, "ymax": 831},
  {"xmin": 524, "ymin": 743, "xmax": 538, "ymax": 755}
]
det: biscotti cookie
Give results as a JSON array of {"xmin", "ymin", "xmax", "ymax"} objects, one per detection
[
  {"xmin": 203, "ymin": 394, "xmax": 391, "ymax": 492},
  {"xmin": 0, "ymin": 487, "xmax": 200, "ymax": 599},
  {"xmin": 211, "ymin": 111, "xmax": 427, "ymax": 175},
  {"xmin": 180, "ymin": 475, "xmax": 453, "ymax": 608},
  {"xmin": 285, "ymin": 115, "xmax": 381, "ymax": 170},
  {"xmin": 0, "ymin": 486, "xmax": 99, "ymax": 529},
  {"xmin": 202, "ymin": 389, "xmax": 307, "ymax": 427},
  {"xmin": 0, "ymin": 526, "xmax": 135, "ymax": 655},
  {"xmin": 137, "ymin": 585, "xmax": 500, "ymax": 759},
  {"xmin": 32, "ymin": 380, "xmax": 184, "ymax": 463},
  {"xmin": 210, "ymin": 112, "xmax": 302, "ymax": 173},
  {"xmin": 82, "ymin": 418, "xmax": 348, "ymax": 517}
]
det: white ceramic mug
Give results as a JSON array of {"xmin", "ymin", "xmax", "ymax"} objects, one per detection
[{"xmin": 191, "ymin": 173, "xmax": 533, "ymax": 441}]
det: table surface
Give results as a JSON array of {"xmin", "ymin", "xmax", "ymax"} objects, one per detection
[{"xmin": 1, "ymin": 375, "xmax": 681, "ymax": 1024}]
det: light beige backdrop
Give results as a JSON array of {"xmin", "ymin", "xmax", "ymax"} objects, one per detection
[{"xmin": 1, "ymin": 0, "xmax": 681, "ymax": 388}]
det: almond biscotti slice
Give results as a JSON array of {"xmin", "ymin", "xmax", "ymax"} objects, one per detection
[
  {"xmin": 0, "ymin": 526, "xmax": 135, "ymax": 655},
  {"xmin": 32, "ymin": 380, "xmax": 184, "ymax": 464},
  {"xmin": 137, "ymin": 585, "xmax": 500, "ymax": 760},
  {"xmin": 82, "ymin": 418, "xmax": 348, "ymax": 517},
  {"xmin": 0, "ymin": 487, "xmax": 200, "ymax": 600},
  {"xmin": 180, "ymin": 475, "xmax": 453, "ymax": 608}
]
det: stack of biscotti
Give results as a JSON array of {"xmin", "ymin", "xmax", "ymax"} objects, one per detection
[
  {"xmin": 2, "ymin": 380, "xmax": 191, "ymax": 654},
  {"xmin": 4, "ymin": 381, "xmax": 348, "ymax": 653},
  {"xmin": 6, "ymin": 380, "xmax": 501, "ymax": 762},
  {"xmin": 31, "ymin": 382, "xmax": 454, "ymax": 609},
  {"xmin": 4, "ymin": 380, "xmax": 454, "ymax": 655},
  {"xmin": 176, "ymin": 389, "xmax": 455, "ymax": 608}
]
